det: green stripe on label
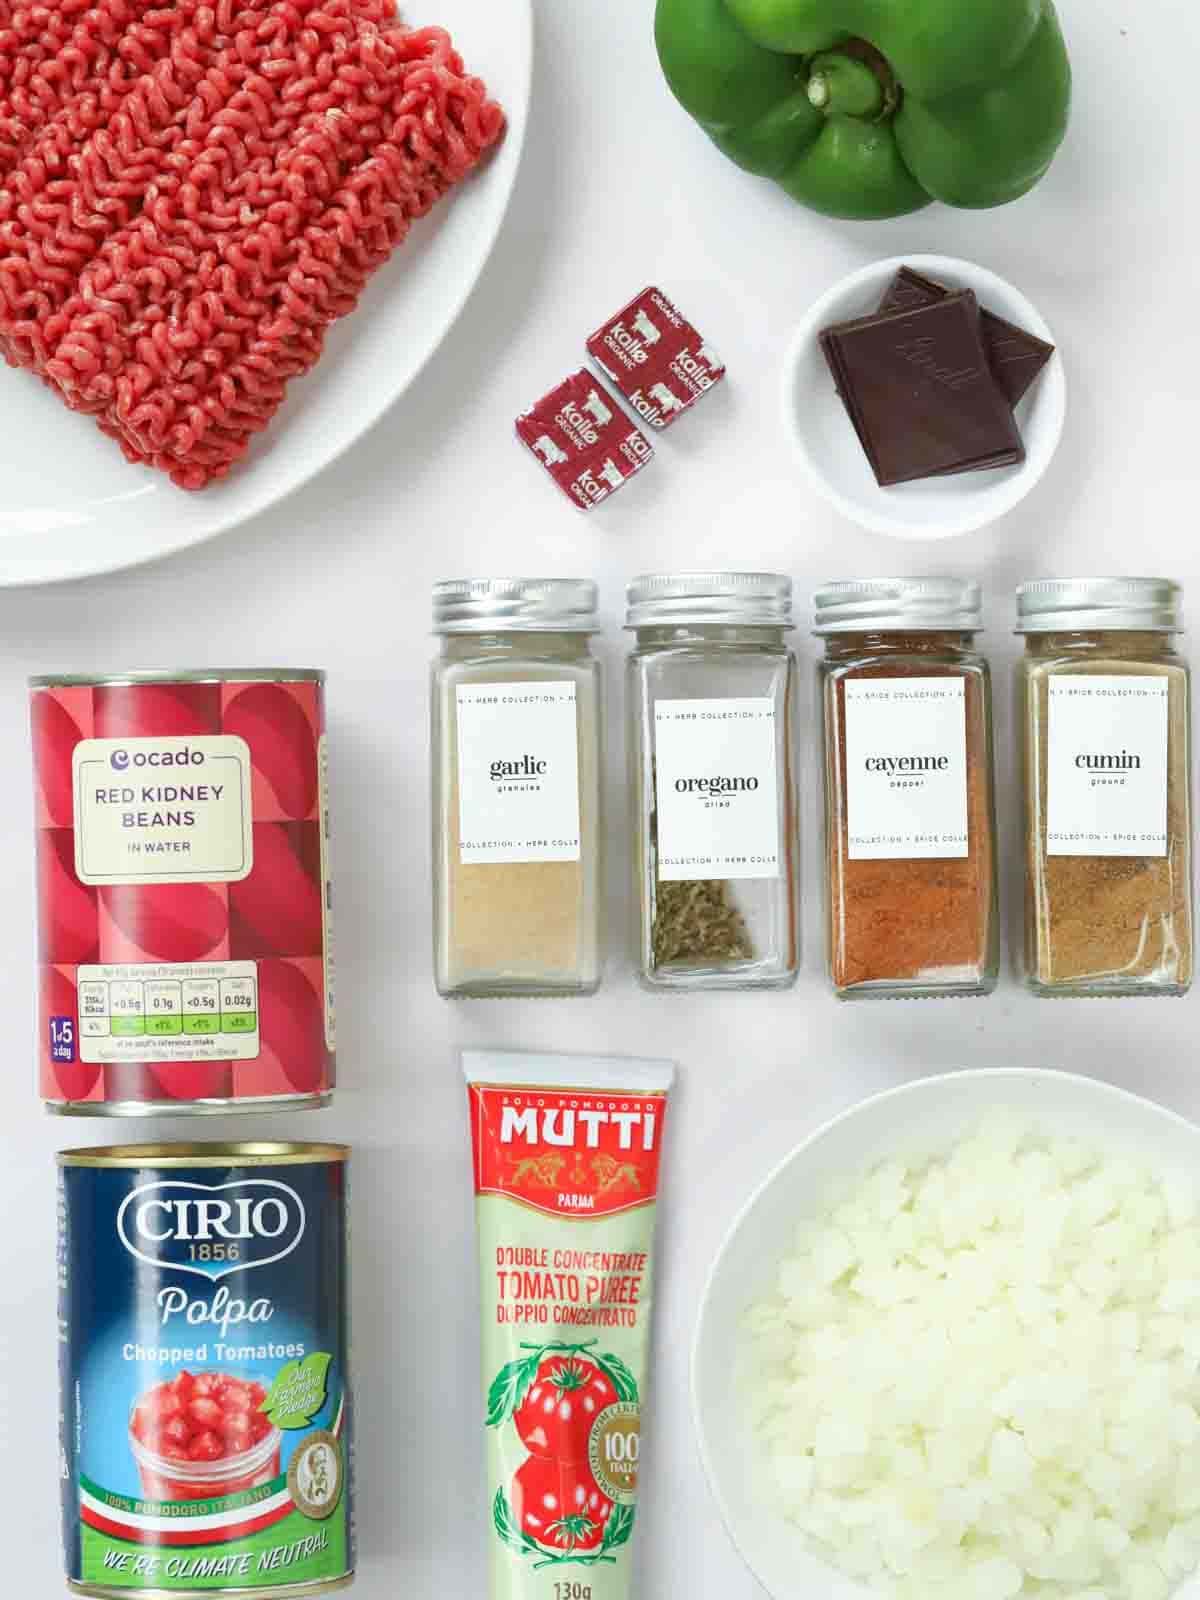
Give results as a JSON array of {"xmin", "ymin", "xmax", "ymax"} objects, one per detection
[{"xmin": 81, "ymin": 1506, "xmax": 348, "ymax": 1589}]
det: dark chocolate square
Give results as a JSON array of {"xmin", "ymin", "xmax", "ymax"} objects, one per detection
[
  {"xmin": 879, "ymin": 267, "xmax": 1054, "ymax": 408},
  {"xmin": 819, "ymin": 292, "xmax": 1025, "ymax": 487}
]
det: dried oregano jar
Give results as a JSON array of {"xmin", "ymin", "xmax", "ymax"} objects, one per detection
[
  {"xmin": 626, "ymin": 573, "xmax": 799, "ymax": 990},
  {"xmin": 1018, "ymin": 578, "xmax": 1193, "ymax": 997},
  {"xmin": 431, "ymin": 579, "xmax": 602, "ymax": 998},
  {"xmin": 817, "ymin": 578, "xmax": 999, "ymax": 1000}
]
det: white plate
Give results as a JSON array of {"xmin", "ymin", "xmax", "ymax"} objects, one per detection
[
  {"xmin": 693, "ymin": 1068, "xmax": 1200, "ymax": 1600},
  {"xmin": 0, "ymin": 0, "xmax": 532, "ymax": 587},
  {"xmin": 781, "ymin": 254, "xmax": 1067, "ymax": 541}
]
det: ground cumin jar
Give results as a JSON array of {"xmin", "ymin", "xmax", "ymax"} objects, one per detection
[
  {"xmin": 431, "ymin": 579, "xmax": 602, "ymax": 997},
  {"xmin": 626, "ymin": 573, "xmax": 799, "ymax": 990},
  {"xmin": 1017, "ymin": 578, "xmax": 1193, "ymax": 997},
  {"xmin": 817, "ymin": 578, "xmax": 998, "ymax": 999}
]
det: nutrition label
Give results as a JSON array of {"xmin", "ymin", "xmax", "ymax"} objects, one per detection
[{"xmin": 74, "ymin": 961, "xmax": 260, "ymax": 1064}]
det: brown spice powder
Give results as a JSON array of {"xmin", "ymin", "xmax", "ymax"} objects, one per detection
[
  {"xmin": 1023, "ymin": 646, "xmax": 1192, "ymax": 989},
  {"xmin": 825, "ymin": 644, "xmax": 996, "ymax": 991}
]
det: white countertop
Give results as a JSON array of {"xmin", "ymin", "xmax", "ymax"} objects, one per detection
[{"xmin": 3, "ymin": 0, "xmax": 1198, "ymax": 1593}]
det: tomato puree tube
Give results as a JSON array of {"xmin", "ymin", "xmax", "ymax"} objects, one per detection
[{"xmin": 464, "ymin": 1050, "xmax": 675, "ymax": 1597}]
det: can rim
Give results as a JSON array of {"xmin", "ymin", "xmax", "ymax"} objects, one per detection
[
  {"xmin": 58, "ymin": 1141, "xmax": 348, "ymax": 1167},
  {"xmin": 46, "ymin": 1092, "xmax": 331, "ymax": 1119},
  {"xmin": 29, "ymin": 668, "xmax": 325, "ymax": 688},
  {"xmin": 68, "ymin": 1576, "xmax": 353, "ymax": 1600}
]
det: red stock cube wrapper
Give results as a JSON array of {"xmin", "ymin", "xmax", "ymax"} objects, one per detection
[
  {"xmin": 587, "ymin": 286, "xmax": 726, "ymax": 429},
  {"xmin": 516, "ymin": 370, "xmax": 653, "ymax": 510}
]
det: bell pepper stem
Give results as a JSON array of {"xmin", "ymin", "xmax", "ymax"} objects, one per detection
[{"xmin": 806, "ymin": 48, "xmax": 890, "ymax": 120}]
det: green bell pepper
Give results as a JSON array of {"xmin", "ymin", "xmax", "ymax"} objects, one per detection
[{"xmin": 654, "ymin": 0, "xmax": 1071, "ymax": 219}]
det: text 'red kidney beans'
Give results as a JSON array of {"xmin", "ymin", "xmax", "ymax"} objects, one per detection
[
  {"xmin": 30, "ymin": 670, "xmax": 335, "ymax": 1113},
  {"xmin": 58, "ymin": 1143, "xmax": 353, "ymax": 1596}
]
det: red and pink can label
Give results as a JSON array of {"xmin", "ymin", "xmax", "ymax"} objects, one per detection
[{"xmin": 31, "ymin": 672, "xmax": 335, "ymax": 1112}]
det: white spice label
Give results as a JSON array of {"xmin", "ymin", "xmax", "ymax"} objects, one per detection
[
  {"xmin": 654, "ymin": 697, "xmax": 780, "ymax": 881},
  {"xmin": 845, "ymin": 678, "xmax": 968, "ymax": 860},
  {"xmin": 1047, "ymin": 676, "xmax": 1168, "ymax": 857},
  {"xmin": 455, "ymin": 681, "xmax": 581, "ymax": 864}
]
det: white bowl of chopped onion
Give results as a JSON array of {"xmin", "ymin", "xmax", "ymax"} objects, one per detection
[{"xmin": 693, "ymin": 1069, "xmax": 1200, "ymax": 1600}]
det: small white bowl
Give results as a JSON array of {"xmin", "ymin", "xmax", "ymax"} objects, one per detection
[
  {"xmin": 692, "ymin": 1068, "xmax": 1200, "ymax": 1600},
  {"xmin": 782, "ymin": 254, "xmax": 1066, "ymax": 540}
]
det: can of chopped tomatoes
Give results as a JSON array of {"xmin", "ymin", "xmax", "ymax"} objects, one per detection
[
  {"xmin": 31, "ymin": 670, "xmax": 335, "ymax": 1114},
  {"xmin": 58, "ymin": 1142, "xmax": 353, "ymax": 1598}
]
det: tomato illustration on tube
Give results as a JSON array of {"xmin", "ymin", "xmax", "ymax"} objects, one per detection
[{"xmin": 465, "ymin": 1050, "xmax": 674, "ymax": 1596}]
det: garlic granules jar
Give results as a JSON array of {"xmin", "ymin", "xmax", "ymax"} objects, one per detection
[
  {"xmin": 430, "ymin": 578, "xmax": 602, "ymax": 998},
  {"xmin": 1017, "ymin": 578, "xmax": 1193, "ymax": 998}
]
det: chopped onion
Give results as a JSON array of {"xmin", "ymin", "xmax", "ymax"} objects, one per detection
[{"xmin": 741, "ymin": 1115, "xmax": 1200, "ymax": 1600}]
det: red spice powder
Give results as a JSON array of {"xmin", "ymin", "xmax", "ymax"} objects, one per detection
[{"xmin": 823, "ymin": 637, "xmax": 997, "ymax": 993}]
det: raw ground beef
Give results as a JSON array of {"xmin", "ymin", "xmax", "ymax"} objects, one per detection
[{"xmin": 0, "ymin": 0, "xmax": 503, "ymax": 487}]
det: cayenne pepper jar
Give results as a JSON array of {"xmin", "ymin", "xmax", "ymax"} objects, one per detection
[
  {"xmin": 816, "ymin": 578, "xmax": 998, "ymax": 999},
  {"xmin": 1017, "ymin": 578, "xmax": 1193, "ymax": 997}
]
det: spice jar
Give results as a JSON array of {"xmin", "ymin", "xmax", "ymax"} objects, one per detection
[
  {"xmin": 431, "ymin": 578, "xmax": 602, "ymax": 998},
  {"xmin": 1017, "ymin": 577, "xmax": 1193, "ymax": 998},
  {"xmin": 817, "ymin": 578, "xmax": 999, "ymax": 999},
  {"xmin": 626, "ymin": 573, "xmax": 799, "ymax": 990}
]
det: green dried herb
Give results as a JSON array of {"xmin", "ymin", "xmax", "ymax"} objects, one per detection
[
  {"xmin": 646, "ymin": 756, "xmax": 755, "ymax": 968},
  {"xmin": 651, "ymin": 878, "xmax": 754, "ymax": 968}
]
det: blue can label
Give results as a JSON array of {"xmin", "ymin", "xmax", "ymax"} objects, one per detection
[{"xmin": 58, "ymin": 1152, "xmax": 353, "ymax": 1593}]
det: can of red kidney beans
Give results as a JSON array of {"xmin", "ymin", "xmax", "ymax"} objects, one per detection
[
  {"xmin": 58, "ymin": 1142, "xmax": 353, "ymax": 1598},
  {"xmin": 31, "ymin": 670, "xmax": 335, "ymax": 1114}
]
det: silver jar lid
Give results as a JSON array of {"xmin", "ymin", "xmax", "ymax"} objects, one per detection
[
  {"xmin": 625, "ymin": 573, "xmax": 793, "ymax": 629},
  {"xmin": 433, "ymin": 578, "xmax": 599, "ymax": 634},
  {"xmin": 1015, "ymin": 577, "xmax": 1182, "ymax": 633},
  {"xmin": 813, "ymin": 577, "xmax": 982, "ymax": 634}
]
